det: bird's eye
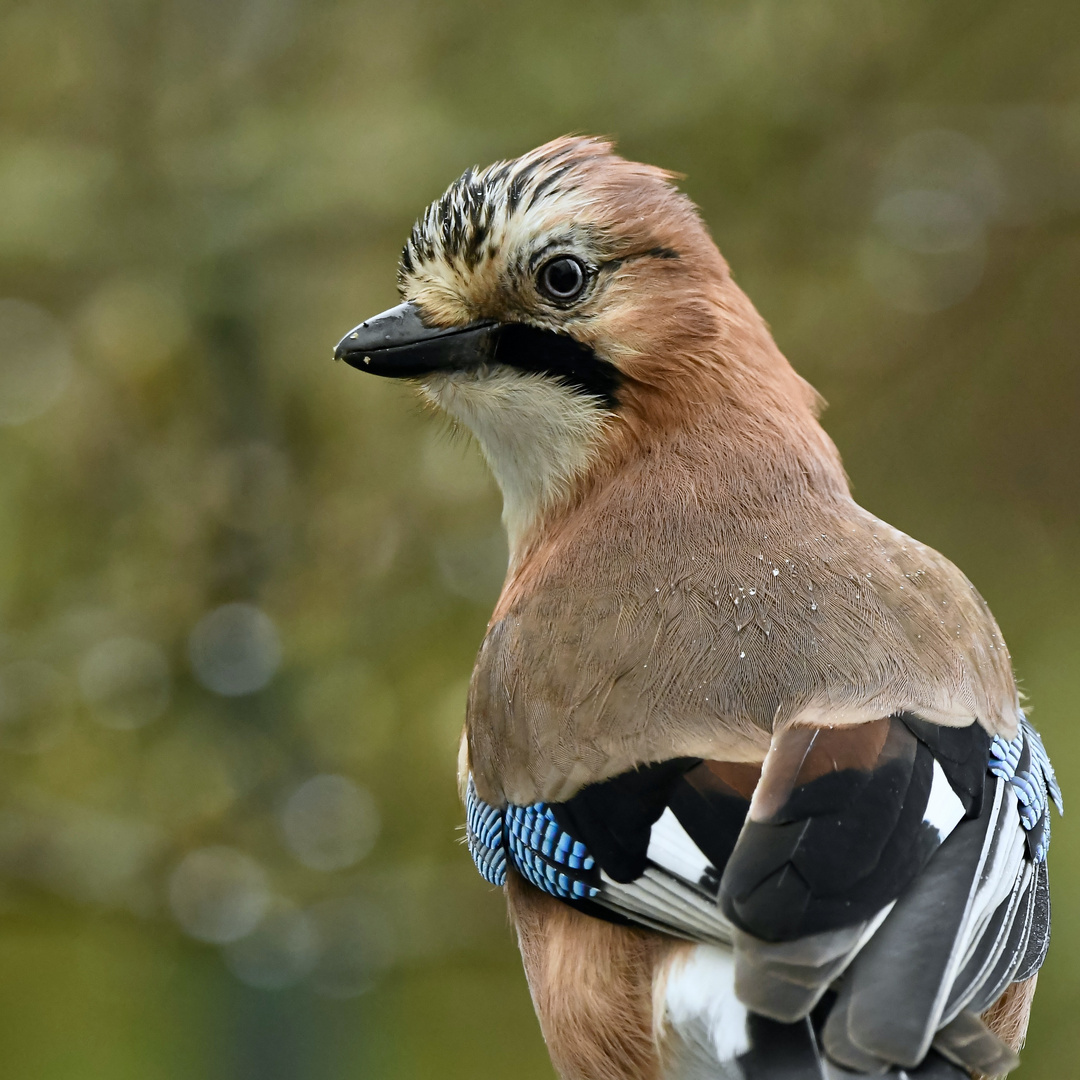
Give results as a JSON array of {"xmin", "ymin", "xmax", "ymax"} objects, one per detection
[{"xmin": 537, "ymin": 256, "xmax": 587, "ymax": 302}]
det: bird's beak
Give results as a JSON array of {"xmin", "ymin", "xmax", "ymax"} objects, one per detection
[{"xmin": 333, "ymin": 301, "xmax": 499, "ymax": 378}]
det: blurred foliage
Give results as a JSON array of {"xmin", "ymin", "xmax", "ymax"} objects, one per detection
[{"xmin": 0, "ymin": 0, "xmax": 1078, "ymax": 1076}]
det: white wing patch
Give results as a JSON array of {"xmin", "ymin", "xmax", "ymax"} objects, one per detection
[
  {"xmin": 648, "ymin": 807, "xmax": 720, "ymax": 891},
  {"xmin": 598, "ymin": 869, "xmax": 735, "ymax": 947},
  {"xmin": 924, "ymin": 759, "xmax": 967, "ymax": 840}
]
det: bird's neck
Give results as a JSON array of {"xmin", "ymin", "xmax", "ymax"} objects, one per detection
[
  {"xmin": 521, "ymin": 339, "xmax": 850, "ymax": 542},
  {"xmin": 420, "ymin": 368, "xmax": 615, "ymax": 561}
]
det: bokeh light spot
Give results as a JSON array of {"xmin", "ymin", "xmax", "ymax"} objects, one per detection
[
  {"xmin": 223, "ymin": 901, "xmax": 318, "ymax": 990},
  {"xmin": 78, "ymin": 636, "xmax": 171, "ymax": 730},
  {"xmin": 863, "ymin": 129, "xmax": 1005, "ymax": 313},
  {"xmin": 0, "ymin": 660, "xmax": 72, "ymax": 753},
  {"xmin": 307, "ymin": 895, "xmax": 395, "ymax": 998},
  {"xmin": 0, "ymin": 298, "xmax": 73, "ymax": 425},
  {"xmin": 188, "ymin": 603, "xmax": 281, "ymax": 696},
  {"xmin": 280, "ymin": 774, "xmax": 379, "ymax": 872},
  {"xmin": 168, "ymin": 846, "xmax": 270, "ymax": 944},
  {"xmin": 877, "ymin": 129, "xmax": 1005, "ymax": 220},
  {"xmin": 860, "ymin": 233, "xmax": 987, "ymax": 314},
  {"xmin": 874, "ymin": 189, "xmax": 983, "ymax": 255}
]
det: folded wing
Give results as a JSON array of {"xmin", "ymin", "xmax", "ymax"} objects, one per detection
[{"xmin": 464, "ymin": 713, "xmax": 1060, "ymax": 1078}]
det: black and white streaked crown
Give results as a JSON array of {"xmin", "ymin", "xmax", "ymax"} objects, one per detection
[{"xmin": 398, "ymin": 138, "xmax": 608, "ymax": 282}]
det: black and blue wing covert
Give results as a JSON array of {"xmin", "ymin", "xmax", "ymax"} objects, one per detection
[
  {"xmin": 465, "ymin": 712, "xmax": 1060, "ymax": 1078},
  {"xmin": 467, "ymin": 756, "xmax": 754, "ymax": 940}
]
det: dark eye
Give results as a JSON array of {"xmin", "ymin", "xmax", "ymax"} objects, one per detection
[{"xmin": 537, "ymin": 256, "xmax": 587, "ymax": 302}]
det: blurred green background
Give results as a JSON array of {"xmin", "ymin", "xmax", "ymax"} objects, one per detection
[{"xmin": 0, "ymin": 1, "xmax": 1078, "ymax": 1077}]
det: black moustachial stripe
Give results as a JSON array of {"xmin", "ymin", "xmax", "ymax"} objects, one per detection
[{"xmin": 494, "ymin": 323, "xmax": 622, "ymax": 409}]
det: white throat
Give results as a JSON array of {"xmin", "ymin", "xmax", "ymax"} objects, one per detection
[{"xmin": 421, "ymin": 368, "xmax": 611, "ymax": 560}]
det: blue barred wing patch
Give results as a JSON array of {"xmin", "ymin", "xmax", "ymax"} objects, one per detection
[
  {"xmin": 465, "ymin": 776, "xmax": 506, "ymax": 885},
  {"xmin": 988, "ymin": 713, "xmax": 1063, "ymax": 862},
  {"xmin": 465, "ymin": 781, "xmax": 601, "ymax": 900},
  {"xmin": 505, "ymin": 803, "xmax": 601, "ymax": 900}
]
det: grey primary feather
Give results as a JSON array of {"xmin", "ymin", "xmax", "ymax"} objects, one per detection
[
  {"xmin": 737, "ymin": 1016, "xmax": 826, "ymax": 1079},
  {"xmin": 942, "ymin": 862, "xmax": 1035, "ymax": 1019},
  {"xmin": 932, "ymin": 1011, "xmax": 1019, "ymax": 1076},
  {"xmin": 1013, "ymin": 862, "xmax": 1051, "ymax": 982},
  {"xmin": 822, "ymin": 779, "xmax": 1022, "ymax": 1070},
  {"xmin": 732, "ymin": 922, "xmax": 884, "ymax": 1023},
  {"xmin": 823, "ymin": 1055, "xmax": 965, "ymax": 1080}
]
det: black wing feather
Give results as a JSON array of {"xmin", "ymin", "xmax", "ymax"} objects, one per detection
[
  {"xmin": 720, "ymin": 718, "xmax": 950, "ymax": 941},
  {"xmin": 550, "ymin": 756, "xmax": 700, "ymax": 882}
]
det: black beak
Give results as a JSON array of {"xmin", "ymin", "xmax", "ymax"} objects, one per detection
[{"xmin": 333, "ymin": 301, "xmax": 499, "ymax": 378}]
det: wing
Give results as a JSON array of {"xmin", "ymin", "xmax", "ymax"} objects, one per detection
[
  {"xmin": 468, "ymin": 756, "xmax": 751, "ymax": 943},
  {"xmin": 465, "ymin": 712, "xmax": 1060, "ymax": 1078}
]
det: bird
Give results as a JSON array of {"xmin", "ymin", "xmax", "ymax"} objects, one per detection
[{"xmin": 333, "ymin": 137, "xmax": 1061, "ymax": 1080}]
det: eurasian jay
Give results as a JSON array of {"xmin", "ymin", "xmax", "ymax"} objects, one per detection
[{"xmin": 333, "ymin": 137, "xmax": 1060, "ymax": 1080}]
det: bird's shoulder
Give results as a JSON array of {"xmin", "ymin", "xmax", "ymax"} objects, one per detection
[{"xmin": 468, "ymin": 489, "xmax": 1017, "ymax": 804}]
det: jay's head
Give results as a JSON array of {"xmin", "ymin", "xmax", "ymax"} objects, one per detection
[{"xmin": 335, "ymin": 136, "xmax": 827, "ymax": 554}]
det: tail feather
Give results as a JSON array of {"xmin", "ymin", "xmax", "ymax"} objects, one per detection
[{"xmin": 932, "ymin": 1011, "xmax": 1019, "ymax": 1077}]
